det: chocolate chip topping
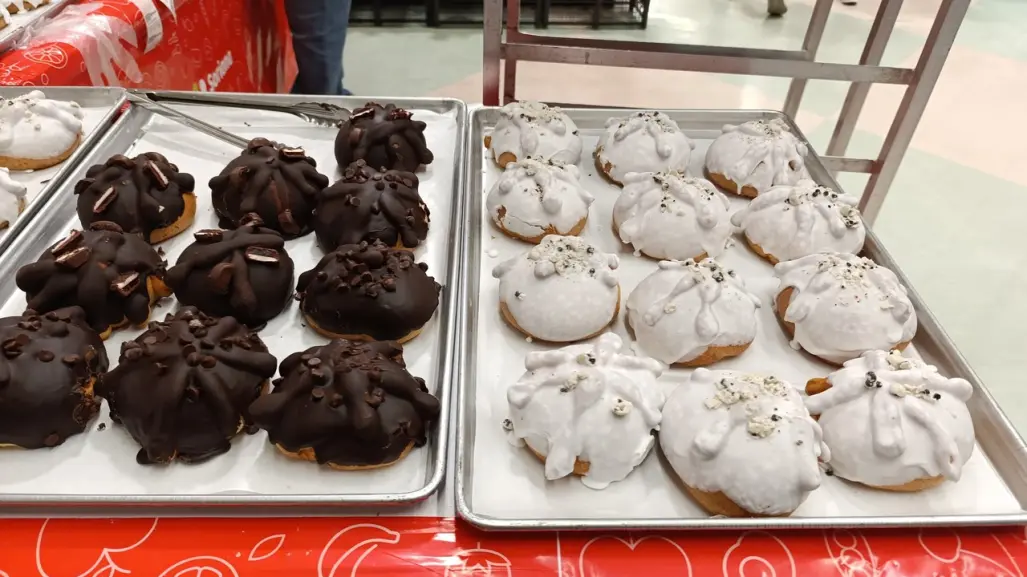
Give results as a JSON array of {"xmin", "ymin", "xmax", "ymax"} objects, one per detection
[
  {"xmin": 334, "ymin": 102, "xmax": 434, "ymax": 173},
  {"xmin": 166, "ymin": 218, "xmax": 295, "ymax": 327},
  {"xmin": 15, "ymin": 223, "xmax": 169, "ymax": 335},
  {"xmin": 74, "ymin": 152, "xmax": 196, "ymax": 242},
  {"xmin": 314, "ymin": 160, "xmax": 430, "ymax": 251},
  {"xmin": 209, "ymin": 138, "xmax": 329, "ymax": 239},
  {"xmin": 0, "ymin": 307, "xmax": 108, "ymax": 449},
  {"xmin": 248, "ymin": 339, "xmax": 440, "ymax": 468},
  {"xmin": 96, "ymin": 307, "xmax": 277, "ymax": 465},
  {"xmin": 297, "ymin": 241, "xmax": 440, "ymax": 341}
]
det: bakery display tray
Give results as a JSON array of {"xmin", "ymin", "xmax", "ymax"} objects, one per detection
[
  {"xmin": 0, "ymin": 0, "xmax": 70, "ymax": 54},
  {"xmin": 0, "ymin": 93, "xmax": 465, "ymax": 514},
  {"xmin": 454, "ymin": 107, "xmax": 1027, "ymax": 530}
]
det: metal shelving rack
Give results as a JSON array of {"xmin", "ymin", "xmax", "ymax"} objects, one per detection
[{"xmin": 483, "ymin": 0, "xmax": 971, "ymax": 223}]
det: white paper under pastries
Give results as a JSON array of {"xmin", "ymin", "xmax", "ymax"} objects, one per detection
[
  {"xmin": 0, "ymin": 167, "xmax": 26, "ymax": 229},
  {"xmin": 489, "ymin": 101, "xmax": 583, "ymax": 165},
  {"xmin": 506, "ymin": 333, "xmax": 665, "ymax": 489},
  {"xmin": 613, "ymin": 172, "xmax": 732, "ymax": 261},
  {"xmin": 595, "ymin": 111, "xmax": 695, "ymax": 183},
  {"xmin": 493, "ymin": 235, "xmax": 620, "ymax": 342},
  {"xmin": 731, "ymin": 179, "xmax": 866, "ymax": 262},
  {"xmin": 705, "ymin": 118, "xmax": 809, "ymax": 196},
  {"xmin": 660, "ymin": 369, "xmax": 829, "ymax": 515},
  {"xmin": 805, "ymin": 350, "xmax": 975, "ymax": 488},
  {"xmin": 626, "ymin": 259, "xmax": 760, "ymax": 365},
  {"xmin": 0, "ymin": 90, "xmax": 83, "ymax": 161},
  {"xmin": 486, "ymin": 158, "xmax": 594, "ymax": 240}
]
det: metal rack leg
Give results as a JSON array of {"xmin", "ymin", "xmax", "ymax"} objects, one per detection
[
  {"xmin": 783, "ymin": 0, "xmax": 833, "ymax": 119},
  {"xmin": 504, "ymin": 0, "xmax": 522, "ymax": 104},
  {"xmin": 483, "ymin": 0, "xmax": 504, "ymax": 105}
]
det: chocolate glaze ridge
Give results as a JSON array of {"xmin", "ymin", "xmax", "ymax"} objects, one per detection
[
  {"xmin": 167, "ymin": 216, "xmax": 295, "ymax": 327},
  {"xmin": 298, "ymin": 240, "xmax": 440, "ymax": 341},
  {"xmin": 314, "ymin": 160, "xmax": 429, "ymax": 251},
  {"xmin": 334, "ymin": 102, "xmax": 433, "ymax": 173},
  {"xmin": 0, "ymin": 307, "xmax": 108, "ymax": 449},
  {"xmin": 248, "ymin": 339, "xmax": 440, "ymax": 468},
  {"xmin": 96, "ymin": 307, "xmax": 277, "ymax": 465},
  {"xmin": 210, "ymin": 138, "xmax": 329, "ymax": 239}
]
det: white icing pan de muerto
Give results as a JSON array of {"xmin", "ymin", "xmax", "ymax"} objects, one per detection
[
  {"xmin": 485, "ymin": 101, "xmax": 583, "ymax": 168},
  {"xmin": 704, "ymin": 118, "xmax": 809, "ymax": 198},
  {"xmin": 660, "ymin": 368, "xmax": 829, "ymax": 517},
  {"xmin": 805, "ymin": 350, "xmax": 975, "ymax": 491},
  {"xmin": 0, "ymin": 90, "xmax": 84, "ymax": 171},
  {"xmin": 594, "ymin": 111, "xmax": 695, "ymax": 185},
  {"xmin": 0, "ymin": 166, "xmax": 27, "ymax": 231},
  {"xmin": 486, "ymin": 157, "xmax": 594, "ymax": 243},
  {"xmin": 505, "ymin": 333, "xmax": 665, "ymax": 489}
]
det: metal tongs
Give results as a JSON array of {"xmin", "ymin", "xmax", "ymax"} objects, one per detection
[
  {"xmin": 132, "ymin": 91, "xmax": 352, "ymax": 128},
  {"xmin": 126, "ymin": 92, "xmax": 251, "ymax": 149}
]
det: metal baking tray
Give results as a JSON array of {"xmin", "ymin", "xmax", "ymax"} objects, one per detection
[
  {"xmin": 0, "ymin": 86, "xmax": 125, "ymax": 250},
  {"xmin": 0, "ymin": 0, "xmax": 71, "ymax": 54},
  {"xmin": 0, "ymin": 93, "xmax": 465, "ymax": 514},
  {"xmin": 455, "ymin": 106, "xmax": 1027, "ymax": 530}
]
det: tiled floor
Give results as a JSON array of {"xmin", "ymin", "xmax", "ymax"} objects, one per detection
[{"xmin": 344, "ymin": 0, "xmax": 1027, "ymax": 433}]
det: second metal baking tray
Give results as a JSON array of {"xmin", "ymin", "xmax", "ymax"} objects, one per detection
[{"xmin": 455, "ymin": 106, "xmax": 1027, "ymax": 530}]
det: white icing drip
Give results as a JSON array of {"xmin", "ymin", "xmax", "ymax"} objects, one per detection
[
  {"xmin": 490, "ymin": 101, "xmax": 582, "ymax": 165},
  {"xmin": 493, "ymin": 235, "xmax": 620, "ymax": 342},
  {"xmin": 0, "ymin": 167, "xmax": 26, "ymax": 230},
  {"xmin": 595, "ymin": 112, "xmax": 695, "ymax": 182},
  {"xmin": 805, "ymin": 350, "xmax": 975, "ymax": 487},
  {"xmin": 486, "ymin": 157, "xmax": 594, "ymax": 240},
  {"xmin": 705, "ymin": 119, "xmax": 810, "ymax": 196},
  {"xmin": 613, "ymin": 172, "xmax": 731, "ymax": 261},
  {"xmin": 660, "ymin": 368, "xmax": 828, "ymax": 515},
  {"xmin": 775, "ymin": 252, "xmax": 917, "ymax": 364},
  {"xmin": 506, "ymin": 333, "xmax": 665, "ymax": 489},
  {"xmin": 0, "ymin": 91, "xmax": 83, "ymax": 161},
  {"xmin": 731, "ymin": 179, "xmax": 866, "ymax": 262}
]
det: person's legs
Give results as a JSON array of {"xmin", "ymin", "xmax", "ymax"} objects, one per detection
[{"xmin": 286, "ymin": 0, "xmax": 353, "ymax": 95}]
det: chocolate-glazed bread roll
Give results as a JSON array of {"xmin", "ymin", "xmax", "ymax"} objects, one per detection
[
  {"xmin": 334, "ymin": 102, "xmax": 433, "ymax": 173},
  {"xmin": 249, "ymin": 339, "xmax": 440, "ymax": 470},
  {"xmin": 209, "ymin": 138, "xmax": 329, "ymax": 239},
  {"xmin": 0, "ymin": 307, "xmax": 108, "ymax": 449},
  {"xmin": 74, "ymin": 152, "xmax": 197, "ymax": 243},
  {"xmin": 96, "ymin": 307, "xmax": 277, "ymax": 465}
]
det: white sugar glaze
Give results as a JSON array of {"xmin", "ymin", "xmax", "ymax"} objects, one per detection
[
  {"xmin": 705, "ymin": 118, "xmax": 809, "ymax": 196},
  {"xmin": 489, "ymin": 101, "xmax": 582, "ymax": 166},
  {"xmin": 486, "ymin": 158, "xmax": 594, "ymax": 240},
  {"xmin": 0, "ymin": 90, "xmax": 83, "ymax": 161},
  {"xmin": 595, "ymin": 111, "xmax": 694, "ymax": 183}
]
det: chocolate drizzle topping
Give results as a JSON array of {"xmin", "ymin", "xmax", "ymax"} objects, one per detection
[
  {"xmin": 248, "ymin": 339, "xmax": 440, "ymax": 468},
  {"xmin": 74, "ymin": 152, "xmax": 196, "ymax": 242},
  {"xmin": 334, "ymin": 102, "xmax": 434, "ymax": 172},
  {"xmin": 0, "ymin": 307, "xmax": 108, "ymax": 449},
  {"xmin": 209, "ymin": 138, "xmax": 329, "ymax": 239},
  {"xmin": 15, "ymin": 223, "xmax": 169, "ymax": 335},
  {"xmin": 314, "ymin": 160, "xmax": 430, "ymax": 251},
  {"xmin": 297, "ymin": 241, "xmax": 440, "ymax": 341},
  {"xmin": 96, "ymin": 307, "xmax": 277, "ymax": 465},
  {"xmin": 166, "ymin": 216, "xmax": 295, "ymax": 327}
]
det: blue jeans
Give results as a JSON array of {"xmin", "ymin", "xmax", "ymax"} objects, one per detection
[{"xmin": 285, "ymin": 0, "xmax": 353, "ymax": 95}]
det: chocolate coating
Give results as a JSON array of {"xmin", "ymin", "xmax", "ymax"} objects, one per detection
[
  {"xmin": 167, "ymin": 217, "xmax": 294, "ymax": 327},
  {"xmin": 248, "ymin": 339, "xmax": 440, "ymax": 468},
  {"xmin": 0, "ymin": 307, "xmax": 108, "ymax": 449},
  {"xmin": 298, "ymin": 241, "xmax": 440, "ymax": 341},
  {"xmin": 334, "ymin": 102, "xmax": 434, "ymax": 172},
  {"xmin": 74, "ymin": 152, "xmax": 196, "ymax": 242},
  {"xmin": 15, "ymin": 223, "xmax": 169, "ymax": 335},
  {"xmin": 96, "ymin": 307, "xmax": 277, "ymax": 465},
  {"xmin": 209, "ymin": 138, "xmax": 329, "ymax": 239},
  {"xmin": 314, "ymin": 160, "xmax": 430, "ymax": 251}
]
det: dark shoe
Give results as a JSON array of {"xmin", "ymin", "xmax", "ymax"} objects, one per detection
[{"xmin": 768, "ymin": 0, "xmax": 787, "ymax": 15}]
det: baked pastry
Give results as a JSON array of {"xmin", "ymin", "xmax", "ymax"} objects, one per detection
[
  {"xmin": 0, "ymin": 167, "xmax": 26, "ymax": 231},
  {"xmin": 335, "ymin": 102, "xmax": 433, "ymax": 173},
  {"xmin": 594, "ymin": 111, "xmax": 695, "ymax": 186},
  {"xmin": 249, "ymin": 339, "xmax": 441, "ymax": 470},
  {"xmin": 731, "ymin": 179, "xmax": 865, "ymax": 264},
  {"xmin": 486, "ymin": 158, "xmax": 593, "ymax": 243},
  {"xmin": 492, "ymin": 235, "xmax": 620, "ymax": 343},
  {"xmin": 0, "ymin": 90, "xmax": 83, "ymax": 171},
  {"xmin": 15, "ymin": 223, "xmax": 172, "ymax": 338},
  {"xmin": 166, "ymin": 217, "xmax": 294, "ymax": 328},
  {"xmin": 660, "ymin": 368, "xmax": 829, "ymax": 517},
  {"xmin": 704, "ymin": 118, "xmax": 809, "ymax": 198},
  {"xmin": 626, "ymin": 259, "xmax": 760, "ymax": 367},
  {"xmin": 6, "ymin": 0, "xmax": 49, "ymax": 13},
  {"xmin": 210, "ymin": 138, "xmax": 329, "ymax": 239},
  {"xmin": 0, "ymin": 307, "xmax": 107, "ymax": 449},
  {"xmin": 775, "ymin": 252, "xmax": 916, "ymax": 365},
  {"xmin": 612, "ymin": 172, "xmax": 732, "ymax": 261},
  {"xmin": 297, "ymin": 241, "xmax": 440, "ymax": 343},
  {"xmin": 314, "ymin": 160, "xmax": 429, "ymax": 251},
  {"xmin": 805, "ymin": 349, "xmax": 974, "ymax": 491},
  {"xmin": 96, "ymin": 307, "xmax": 277, "ymax": 465},
  {"xmin": 74, "ymin": 152, "xmax": 197, "ymax": 244},
  {"xmin": 484, "ymin": 101, "xmax": 582, "ymax": 168},
  {"xmin": 505, "ymin": 333, "xmax": 665, "ymax": 489}
]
